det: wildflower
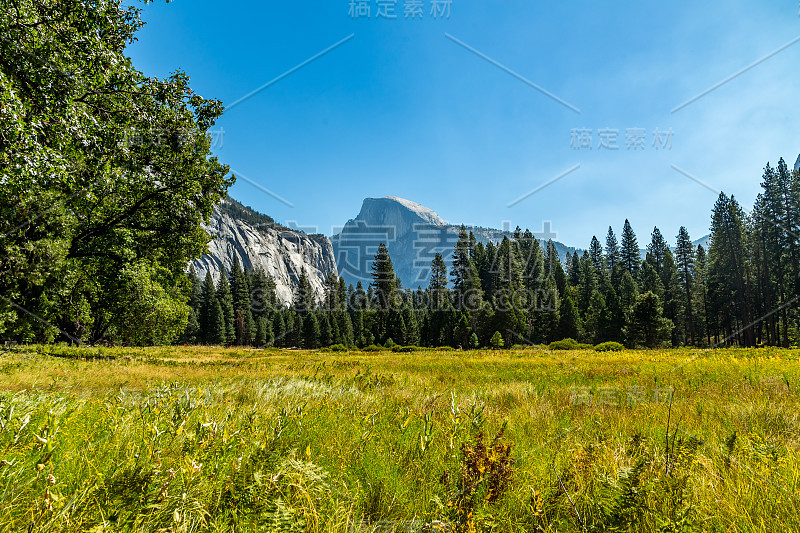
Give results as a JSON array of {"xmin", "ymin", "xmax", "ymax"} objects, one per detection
[
  {"xmin": 47, "ymin": 473, "xmax": 56, "ymax": 485},
  {"xmin": 190, "ymin": 460, "xmax": 202, "ymax": 474},
  {"xmin": 168, "ymin": 468, "xmax": 176, "ymax": 479}
]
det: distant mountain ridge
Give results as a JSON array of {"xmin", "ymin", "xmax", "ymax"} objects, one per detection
[
  {"xmin": 191, "ymin": 197, "xmax": 710, "ymax": 301},
  {"xmin": 331, "ymin": 196, "xmax": 576, "ymax": 289}
]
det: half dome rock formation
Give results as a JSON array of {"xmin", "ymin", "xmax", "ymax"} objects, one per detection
[
  {"xmin": 190, "ymin": 198, "xmax": 337, "ymax": 305},
  {"xmin": 332, "ymin": 196, "xmax": 575, "ymax": 289}
]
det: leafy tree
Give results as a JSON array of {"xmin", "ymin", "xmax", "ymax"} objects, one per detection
[
  {"xmin": 490, "ymin": 331, "xmax": 504, "ymax": 349},
  {"xmin": 0, "ymin": 0, "xmax": 232, "ymax": 344}
]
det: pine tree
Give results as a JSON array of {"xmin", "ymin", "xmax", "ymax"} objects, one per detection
[
  {"xmin": 453, "ymin": 313, "xmax": 471, "ymax": 348},
  {"xmin": 209, "ymin": 298, "xmax": 226, "ymax": 345},
  {"xmin": 451, "ymin": 226, "xmax": 484, "ymax": 311},
  {"xmin": 557, "ymin": 288, "xmax": 581, "ymax": 341},
  {"xmin": 371, "ymin": 243, "xmax": 397, "ymax": 310},
  {"xmin": 708, "ymin": 193, "xmax": 754, "ymax": 346},
  {"xmin": 229, "ymin": 256, "xmax": 253, "ymax": 345},
  {"xmin": 492, "ymin": 237, "xmax": 525, "ymax": 343},
  {"xmin": 620, "ymin": 220, "xmax": 640, "ymax": 278},
  {"xmin": 254, "ymin": 316, "xmax": 269, "ymax": 347},
  {"xmin": 605, "ymin": 226, "xmax": 621, "ymax": 274},
  {"xmin": 661, "ymin": 250, "xmax": 681, "ymax": 346},
  {"xmin": 479, "ymin": 241, "xmax": 498, "ymax": 295},
  {"xmin": 581, "ymin": 290, "xmax": 606, "ymax": 344},
  {"xmin": 598, "ymin": 275, "xmax": 624, "ymax": 343},
  {"xmin": 695, "ymin": 245, "xmax": 710, "ymax": 345},
  {"xmin": 180, "ymin": 267, "xmax": 202, "ymax": 344},
  {"xmin": 216, "ymin": 269, "xmax": 235, "ymax": 345},
  {"xmin": 319, "ymin": 312, "xmax": 333, "ymax": 346},
  {"xmin": 250, "ymin": 267, "xmax": 278, "ymax": 320},
  {"xmin": 646, "ymin": 227, "xmax": 668, "ymax": 275},
  {"xmin": 619, "ymin": 270, "xmax": 639, "ymax": 345},
  {"xmin": 567, "ymin": 252, "xmax": 581, "ymax": 287},
  {"xmin": 546, "ymin": 241, "xmax": 567, "ymax": 295},
  {"xmin": 402, "ymin": 304, "xmax": 419, "ymax": 346},
  {"xmin": 293, "ymin": 269, "xmax": 316, "ymax": 314},
  {"xmin": 640, "ymin": 260, "xmax": 664, "ymax": 299},
  {"xmin": 198, "ymin": 271, "xmax": 216, "ymax": 345},
  {"xmin": 302, "ymin": 311, "xmax": 320, "ymax": 349},
  {"xmin": 430, "ymin": 253, "xmax": 449, "ymax": 310},
  {"xmin": 577, "ymin": 251, "xmax": 596, "ymax": 317},
  {"xmin": 675, "ymin": 227, "xmax": 696, "ymax": 345},
  {"xmin": 371, "ymin": 243, "xmax": 397, "ymax": 343},
  {"xmin": 589, "ymin": 236, "xmax": 604, "ymax": 277},
  {"xmin": 273, "ymin": 312, "xmax": 287, "ymax": 347},
  {"xmin": 629, "ymin": 291, "xmax": 673, "ymax": 348}
]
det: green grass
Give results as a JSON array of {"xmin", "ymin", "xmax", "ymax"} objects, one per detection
[{"xmin": 1, "ymin": 344, "xmax": 800, "ymax": 531}]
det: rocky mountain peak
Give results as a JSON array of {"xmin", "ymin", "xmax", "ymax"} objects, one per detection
[{"xmin": 354, "ymin": 197, "xmax": 446, "ymax": 237}]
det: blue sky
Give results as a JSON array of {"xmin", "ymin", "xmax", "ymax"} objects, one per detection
[{"xmin": 128, "ymin": 0, "xmax": 800, "ymax": 248}]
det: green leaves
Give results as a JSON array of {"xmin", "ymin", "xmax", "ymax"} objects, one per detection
[{"xmin": 0, "ymin": 0, "xmax": 232, "ymax": 344}]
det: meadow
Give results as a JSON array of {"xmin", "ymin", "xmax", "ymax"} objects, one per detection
[{"xmin": 1, "ymin": 344, "xmax": 799, "ymax": 532}]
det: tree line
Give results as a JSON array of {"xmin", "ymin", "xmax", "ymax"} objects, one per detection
[{"xmin": 181, "ymin": 157, "xmax": 800, "ymax": 349}]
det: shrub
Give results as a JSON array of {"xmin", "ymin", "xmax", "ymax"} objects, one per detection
[
  {"xmin": 391, "ymin": 345, "xmax": 418, "ymax": 353},
  {"xmin": 595, "ymin": 341, "xmax": 624, "ymax": 352},
  {"xmin": 328, "ymin": 344, "xmax": 348, "ymax": 352},
  {"xmin": 362, "ymin": 344, "xmax": 382, "ymax": 352},
  {"xmin": 548, "ymin": 338, "xmax": 579, "ymax": 350},
  {"xmin": 384, "ymin": 338, "xmax": 396, "ymax": 348}
]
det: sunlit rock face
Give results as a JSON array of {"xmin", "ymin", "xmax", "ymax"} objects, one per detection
[{"xmin": 191, "ymin": 199, "xmax": 336, "ymax": 305}]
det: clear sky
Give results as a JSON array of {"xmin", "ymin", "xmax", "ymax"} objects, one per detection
[{"xmin": 127, "ymin": 0, "xmax": 800, "ymax": 249}]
